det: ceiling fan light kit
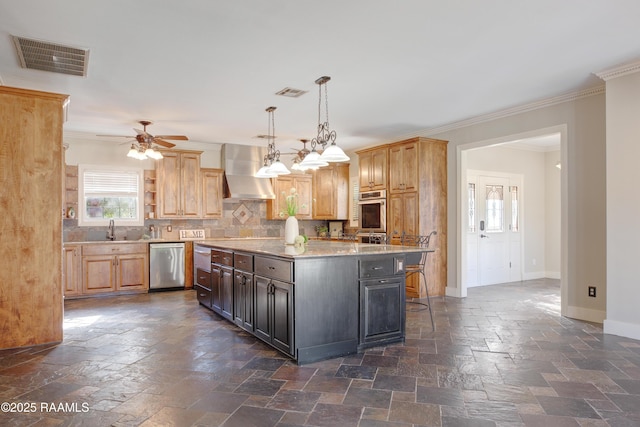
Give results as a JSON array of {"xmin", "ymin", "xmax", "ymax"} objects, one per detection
[{"xmin": 114, "ymin": 120, "xmax": 187, "ymax": 161}]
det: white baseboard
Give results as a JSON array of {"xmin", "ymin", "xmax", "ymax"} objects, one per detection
[
  {"xmin": 523, "ymin": 271, "xmax": 546, "ymax": 281},
  {"xmin": 603, "ymin": 319, "xmax": 640, "ymax": 340},
  {"xmin": 546, "ymin": 270, "xmax": 561, "ymax": 279},
  {"xmin": 565, "ymin": 305, "xmax": 605, "ymax": 324}
]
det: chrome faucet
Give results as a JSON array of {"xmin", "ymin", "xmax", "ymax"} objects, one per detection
[{"xmin": 107, "ymin": 219, "xmax": 115, "ymax": 241}]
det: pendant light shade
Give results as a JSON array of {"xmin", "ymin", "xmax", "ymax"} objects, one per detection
[
  {"xmin": 319, "ymin": 143, "xmax": 350, "ymax": 162},
  {"xmin": 308, "ymin": 75, "xmax": 349, "ymax": 165}
]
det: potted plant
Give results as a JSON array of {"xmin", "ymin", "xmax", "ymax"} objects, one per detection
[{"xmin": 315, "ymin": 225, "xmax": 329, "ymax": 238}]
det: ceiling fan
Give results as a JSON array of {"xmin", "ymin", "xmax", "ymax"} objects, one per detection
[{"xmin": 99, "ymin": 120, "xmax": 189, "ymax": 160}]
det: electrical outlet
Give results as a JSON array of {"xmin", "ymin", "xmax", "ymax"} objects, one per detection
[{"xmin": 588, "ymin": 286, "xmax": 596, "ymax": 297}]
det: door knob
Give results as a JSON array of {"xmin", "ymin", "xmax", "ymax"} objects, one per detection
[{"xmin": 480, "ymin": 234, "xmax": 489, "ymax": 238}]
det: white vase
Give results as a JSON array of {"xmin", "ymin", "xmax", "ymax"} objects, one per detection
[{"xmin": 284, "ymin": 216, "xmax": 299, "ymax": 245}]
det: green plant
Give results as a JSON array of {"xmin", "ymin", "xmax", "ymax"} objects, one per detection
[{"xmin": 279, "ymin": 187, "xmax": 306, "ymax": 217}]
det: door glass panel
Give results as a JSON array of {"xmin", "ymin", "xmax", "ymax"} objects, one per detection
[
  {"xmin": 510, "ymin": 186, "xmax": 519, "ymax": 232},
  {"xmin": 468, "ymin": 183, "xmax": 476, "ymax": 233},
  {"xmin": 485, "ymin": 184, "xmax": 503, "ymax": 232}
]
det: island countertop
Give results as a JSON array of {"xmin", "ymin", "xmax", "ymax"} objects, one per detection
[{"xmin": 194, "ymin": 238, "xmax": 431, "ymax": 259}]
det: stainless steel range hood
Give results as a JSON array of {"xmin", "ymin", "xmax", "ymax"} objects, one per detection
[{"xmin": 222, "ymin": 144, "xmax": 275, "ymax": 200}]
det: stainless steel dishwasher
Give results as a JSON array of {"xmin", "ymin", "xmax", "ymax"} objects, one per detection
[{"xmin": 149, "ymin": 242, "xmax": 186, "ymax": 291}]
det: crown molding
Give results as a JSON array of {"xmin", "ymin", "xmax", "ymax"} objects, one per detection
[
  {"xmin": 595, "ymin": 60, "xmax": 640, "ymax": 81},
  {"xmin": 389, "ymin": 85, "xmax": 605, "ymax": 141}
]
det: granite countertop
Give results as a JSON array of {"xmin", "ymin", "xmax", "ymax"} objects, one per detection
[{"xmin": 194, "ymin": 238, "xmax": 432, "ymax": 259}]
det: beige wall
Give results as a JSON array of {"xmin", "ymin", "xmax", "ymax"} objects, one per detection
[
  {"xmin": 604, "ymin": 70, "xmax": 640, "ymax": 339},
  {"xmin": 428, "ymin": 92, "xmax": 606, "ymax": 323}
]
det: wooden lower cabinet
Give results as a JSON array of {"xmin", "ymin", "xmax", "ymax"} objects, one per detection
[
  {"xmin": 63, "ymin": 244, "xmax": 82, "ymax": 297},
  {"xmin": 254, "ymin": 275, "xmax": 294, "ymax": 356},
  {"xmin": 64, "ymin": 243, "xmax": 149, "ymax": 298},
  {"xmin": 233, "ymin": 252, "xmax": 254, "ymax": 332}
]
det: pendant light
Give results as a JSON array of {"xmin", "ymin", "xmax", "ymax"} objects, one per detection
[
  {"xmin": 300, "ymin": 76, "xmax": 349, "ymax": 169},
  {"xmin": 255, "ymin": 106, "xmax": 290, "ymax": 177}
]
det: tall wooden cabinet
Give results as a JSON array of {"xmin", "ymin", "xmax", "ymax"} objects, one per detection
[
  {"xmin": 388, "ymin": 137, "xmax": 447, "ymax": 298},
  {"xmin": 267, "ymin": 173, "xmax": 313, "ymax": 220},
  {"xmin": 156, "ymin": 150, "xmax": 202, "ymax": 218},
  {"xmin": 312, "ymin": 163, "xmax": 350, "ymax": 220},
  {"xmin": 0, "ymin": 86, "xmax": 68, "ymax": 349}
]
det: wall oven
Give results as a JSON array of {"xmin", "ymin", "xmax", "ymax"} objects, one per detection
[{"xmin": 358, "ymin": 189, "xmax": 386, "ymax": 234}]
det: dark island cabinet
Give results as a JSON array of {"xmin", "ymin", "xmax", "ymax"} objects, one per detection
[
  {"xmin": 358, "ymin": 256, "xmax": 406, "ymax": 350},
  {"xmin": 233, "ymin": 252, "xmax": 254, "ymax": 332},
  {"xmin": 254, "ymin": 255, "xmax": 294, "ymax": 356},
  {"xmin": 193, "ymin": 240, "xmax": 415, "ymax": 364},
  {"xmin": 211, "ymin": 249, "xmax": 234, "ymax": 321}
]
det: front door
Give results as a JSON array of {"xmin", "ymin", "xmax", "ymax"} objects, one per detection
[{"xmin": 467, "ymin": 173, "xmax": 522, "ymax": 287}]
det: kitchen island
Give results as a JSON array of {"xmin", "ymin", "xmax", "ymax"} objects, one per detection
[{"xmin": 193, "ymin": 238, "xmax": 429, "ymax": 364}]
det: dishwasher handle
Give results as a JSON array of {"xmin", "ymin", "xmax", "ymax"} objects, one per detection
[{"xmin": 150, "ymin": 243, "xmax": 186, "ymax": 249}]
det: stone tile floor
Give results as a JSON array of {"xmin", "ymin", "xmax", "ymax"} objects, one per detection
[{"xmin": 2, "ymin": 279, "xmax": 640, "ymax": 426}]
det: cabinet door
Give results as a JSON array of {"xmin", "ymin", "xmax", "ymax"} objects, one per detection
[
  {"xmin": 234, "ymin": 271, "xmax": 254, "ymax": 332},
  {"xmin": 267, "ymin": 175, "xmax": 293, "ymax": 219},
  {"xmin": 211, "ymin": 264, "xmax": 223, "ymax": 315},
  {"xmin": 254, "ymin": 275, "xmax": 272, "ymax": 343},
  {"xmin": 180, "ymin": 152, "xmax": 201, "ymax": 217},
  {"xmin": 359, "ymin": 152, "xmax": 373, "ymax": 190},
  {"xmin": 201, "ymin": 168, "xmax": 223, "ymax": 218},
  {"xmin": 389, "ymin": 192, "xmax": 418, "ymax": 243},
  {"xmin": 294, "ymin": 175, "xmax": 313, "ymax": 219},
  {"xmin": 220, "ymin": 266, "xmax": 234, "ymax": 321},
  {"xmin": 83, "ymin": 255, "xmax": 116, "ymax": 294},
  {"xmin": 389, "ymin": 142, "xmax": 418, "ymax": 193},
  {"xmin": 63, "ymin": 245, "xmax": 81, "ymax": 297},
  {"xmin": 157, "ymin": 152, "xmax": 181, "ymax": 218},
  {"xmin": 360, "ymin": 276, "xmax": 404, "ymax": 344},
  {"xmin": 401, "ymin": 142, "xmax": 418, "ymax": 192},
  {"xmin": 116, "ymin": 253, "xmax": 148, "ymax": 291},
  {"xmin": 370, "ymin": 148, "xmax": 388, "ymax": 189},
  {"xmin": 271, "ymin": 279, "xmax": 293, "ymax": 355},
  {"xmin": 312, "ymin": 167, "xmax": 335, "ymax": 219}
]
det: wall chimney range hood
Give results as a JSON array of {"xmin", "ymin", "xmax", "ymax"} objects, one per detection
[{"xmin": 222, "ymin": 144, "xmax": 275, "ymax": 200}]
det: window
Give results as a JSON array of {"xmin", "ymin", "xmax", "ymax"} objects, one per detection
[
  {"xmin": 78, "ymin": 165, "xmax": 144, "ymax": 226},
  {"xmin": 510, "ymin": 185, "xmax": 519, "ymax": 232},
  {"xmin": 485, "ymin": 184, "xmax": 504, "ymax": 232},
  {"xmin": 468, "ymin": 183, "xmax": 476, "ymax": 233}
]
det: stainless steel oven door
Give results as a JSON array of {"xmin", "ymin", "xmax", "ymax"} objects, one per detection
[{"xmin": 358, "ymin": 198, "xmax": 386, "ymax": 233}]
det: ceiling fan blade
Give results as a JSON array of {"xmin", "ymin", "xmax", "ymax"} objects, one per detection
[
  {"xmin": 97, "ymin": 134, "xmax": 134, "ymax": 138},
  {"xmin": 153, "ymin": 138, "xmax": 176, "ymax": 148},
  {"xmin": 155, "ymin": 135, "xmax": 188, "ymax": 141}
]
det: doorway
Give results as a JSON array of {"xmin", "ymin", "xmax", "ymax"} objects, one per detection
[{"xmin": 457, "ymin": 127, "xmax": 564, "ymax": 304}]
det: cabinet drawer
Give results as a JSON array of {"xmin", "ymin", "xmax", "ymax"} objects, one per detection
[
  {"xmin": 359, "ymin": 257, "xmax": 395, "ymax": 278},
  {"xmin": 194, "ymin": 245, "xmax": 212, "ymax": 271},
  {"xmin": 196, "ymin": 268, "xmax": 211, "ymax": 290},
  {"xmin": 255, "ymin": 256, "xmax": 293, "ymax": 282},
  {"xmin": 82, "ymin": 242, "xmax": 146, "ymax": 256},
  {"xmin": 211, "ymin": 249, "xmax": 233, "ymax": 267},
  {"xmin": 195, "ymin": 284, "xmax": 212, "ymax": 307},
  {"xmin": 234, "ymin": 252, "xmax": 254, "ymax": 272}
]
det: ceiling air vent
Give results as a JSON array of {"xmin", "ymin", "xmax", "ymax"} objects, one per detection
[
  {"xmin": 275, "ymin": 87, "xmax": 307, "ymax": 98},
  {"xmin": 12, "ymin": 35, "xmax": 89, "ymax": 77}
]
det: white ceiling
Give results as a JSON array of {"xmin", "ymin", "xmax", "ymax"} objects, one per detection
[{"xmin": 1, "ymin": 1, "xmax": 638, "ymax": 154}]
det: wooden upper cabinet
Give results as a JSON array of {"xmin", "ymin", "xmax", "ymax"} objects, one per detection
[
  {"xmin": 389, "ymin": 141, "xmax": 418, "ymax": 193},
  {"xmin": 156, "ymin": 150, "xmax": 202, "ymax": 218},
  {"xmin": 312, "ymin": 163, "xmax": 349, "ymax": 220},
  {"xmin": 201, "ymin": 168, "xmax": 224, "ymax": 218},
  {"xmin": 267, "ymin": 174, "xmax": 313, "ymax": 220},
  {"xmin": 357, "ymin": 147, "xmax": 387, "ymax": 191}
]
